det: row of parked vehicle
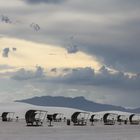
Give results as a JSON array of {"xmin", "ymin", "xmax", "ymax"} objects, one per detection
[
  {"xmin": 1, "ymin": 110, "xmax": 140, "ymax": 126},
  {"xmin": 73, "ymin": 112, "xmax": 140, "ymax": 126},
  {"xmin": 0, "ymin": 110, "xmax": 64, "ymax": 126}
]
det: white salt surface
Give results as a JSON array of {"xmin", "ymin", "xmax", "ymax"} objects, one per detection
[
  {"xmin": 0, "ymin": 121, "xmax": 140, "ymax": 140},
  {"xmin": 0, "ymin": 102, "xmax": 139, "ymax": 140}
]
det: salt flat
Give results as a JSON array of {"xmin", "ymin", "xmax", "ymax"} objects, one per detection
[
  {"xmin": 0, "ymin": 102, "xmax": 139, "ymax": 140},
  {"xmin": 0, "ymin": 120, "xmax": 140, "ymax": 140}
]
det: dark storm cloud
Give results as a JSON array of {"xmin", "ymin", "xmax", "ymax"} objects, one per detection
[
  {"xmin": 1, "ymin": 0, "xmax": 140, "ymax": 107},
  {"xmin": 53, "ymin": 67, "xmax": 131, "ymax": 89},
  {"xmin": 1, "ymin": 0, "xmax": 140, "ymax": 73},
  {"xmin": 80, "ymin": 42, "xmax": 140, "ymax": 73},
  {"xmin": 11, "ymin": 66, "xmax": 140, "ymax": 90},
  {"xmin": 24, "ymin": 0, "xmax": 66, "ymax": 4},
  {"xmin": 11, "ymin": 66, "xmax": 44, "ymax": 80},
  {"xmin": 2, "ymin": 48, "xmax": 10, "ymax": 57}
]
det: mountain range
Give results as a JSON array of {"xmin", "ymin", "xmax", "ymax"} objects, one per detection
[{"xmin": 16, "ymin": 96, "xmax": 140, "ymax": 113}]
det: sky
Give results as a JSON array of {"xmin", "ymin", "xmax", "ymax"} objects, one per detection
[{"xmin": 0, "ymin": 0, "xmax": 140, "ymax": 108}]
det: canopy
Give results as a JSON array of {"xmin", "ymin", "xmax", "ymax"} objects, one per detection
[
  {"xmin": 25, "ymin": 109, "xmax": 47, "ymax": 126},
  {"xmin": 71, "ymin": 112, "xmax": 89, "ymax": 125},
  {"xmin": 1, "ymin": 112, "xmax": 15, "ymax": 122}
]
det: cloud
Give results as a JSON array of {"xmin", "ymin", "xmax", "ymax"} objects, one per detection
[
  {"xmin": 0, "ymin": 15, "xmax": 20, "ymax": 25},
  {"xmin": 0, "ymin": 65, "xmax": 15, "ymax": 70},
  {"xmin": 12, "ymin": 66, "xmax": 44, "ymax": 80},
  {"xmin": 24, "ymin": 0, "xmax": 66, "ymax": 4},
  {"xmin": 51, "ymin": 68, "xmax": 57, "ymax": 73},
  {"xmin": 0, "ymin": 15, "xmax": 12, "ymax": 24},
  {"xmin": 0, "ymin": 65, "xmax": 139, "ymax": 107},
  {"xmin": 57, "ymin": 67, "xmax": 95, "ymax": 84},
  {"xmin": 65, "ymin": 35, "xmax": 79, "ymax": 54},
  {"xmin": 9, "ymin": 64, "xmax": 140, "ymax": 107},
  {"xmin": 30, "ymin": 23, "xmax": 40, "ymax": 31},
  {"xmin": 34, "ymin": 66, "xmax": 44, "ymax": 77},
  {"xmin": 1, "ymin": 47, "xmax": 17, "ymax": 58},
  {"xmin": 2, "ymin": 48, "xmax": 10, "ymax": 57},
  {"xmin": 12, "ymin": 47, "xmax": 17, "ymax": 51},
  {"xmin": 11, "ymin": 66, "xmax": 140, "ymax": 90},
  {"xmin": 0, "ymin": 0, "xmax": 140, "ymax": 107},
  {"xmin": 67, "ymin": 45, "xmax": 78, "ymax": 54}
]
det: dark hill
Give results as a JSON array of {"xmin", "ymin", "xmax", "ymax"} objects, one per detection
[{"xmin": 16, "ymin": 96, "xmax": 140, "ymax": 113}]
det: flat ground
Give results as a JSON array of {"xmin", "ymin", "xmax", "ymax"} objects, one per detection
[{"xmin": 0, "ymin": 120, "xmax": 140, "ymax": 140}]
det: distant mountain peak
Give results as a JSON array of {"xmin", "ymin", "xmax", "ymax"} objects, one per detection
[
  {"xmin": 16, "ymin": 96, "xmax": 140, "ymax": 113},
  {"xmin": 73, "ymin": 96, "xmax": 85, "ymax": 100}
]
